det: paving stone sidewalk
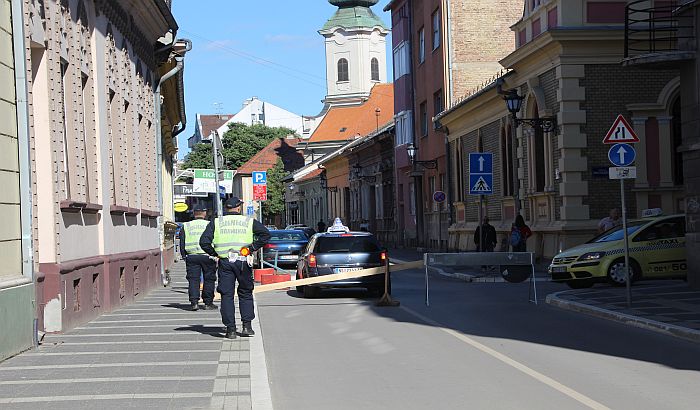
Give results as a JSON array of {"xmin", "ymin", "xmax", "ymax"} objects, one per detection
[
  {"xmin": 0, "ymin": 262, "xmax": 263, "ymax": 409},
  {"xmin": 547, "ymin": 281, "xmax": 700, "ymax": 343}
]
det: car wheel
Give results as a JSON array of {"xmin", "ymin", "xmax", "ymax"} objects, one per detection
[
  {"xmin": 303, "ymin": 286, "xmax": 319, "ymax": 298},
  {"xmin": 607, "ymin": 259, "xmax": 639, "ymax": 286},
  {"xmin": 566, "ymin": 279, "xmax": 594, "ymax": 289}
]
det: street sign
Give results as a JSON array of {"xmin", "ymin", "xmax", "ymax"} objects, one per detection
[
  {"xmin": 433, "ymin": 191, "xmax": 446, "ymax": 203},
  {"xmin": 469, "ymin": 153, "xmax": 493, "ymax": 195},
  {"xmin": 603, "ymin": 115, "xmax": 640, "ymax": 144},
  {"xmin": 609, "ymin": 166, "xmax": 637, "ymax": 180},
  {"xmin": 193, "ymin": 169, "xmax": 217, "ymax": 193},
  {"xmin": 247, "ymin": 205, "xmax": 255, "ymax": 216},
  {"xmin": 253, "ymin": 184, "xmax": 268, "ymax": 201},
  {"xmin": 252, "ymin": 171, "xmax": 267, "ymax": 185},
  {"xmin": 608, "ymin": 143, "xmax": 636, "ymax": 167},
  {"xmin": 220, "ymin": 170, "xmax": 234, "ymax": 194},
  {"xmin": 219, "ymin": 185, "xmax": 226, "ymax": 199}
]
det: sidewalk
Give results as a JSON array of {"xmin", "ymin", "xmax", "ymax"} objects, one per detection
[
  {"xmin": 0, "ymin": 262, "xmax": 270, "ymax": 409},
  {"xmin": 546, "ymin": 281, "xmax": 700, "ymax": 343}
]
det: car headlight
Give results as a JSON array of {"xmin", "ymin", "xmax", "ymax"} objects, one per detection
[{"xmin": 577, "ymin": 252, "xmax": 606, "ymax": 261}]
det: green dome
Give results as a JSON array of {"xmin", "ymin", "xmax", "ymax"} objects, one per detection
[{"xmin": 329, "ymin": 0, "xmax": 379, "ymax": 7}]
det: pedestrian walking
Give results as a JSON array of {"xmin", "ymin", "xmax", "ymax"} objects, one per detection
[
  {"xmin": 200, "ymin": 197, "xmax": 271, "ymax": 339},
  {"xmin": 598, "ymin": 208, "xmax": 621, "ymax": 233},
  {"xmin": 180, "ymin": 204, "xmax": 218, "ymax": 311},
  {"xmin": 317, "ymin": 220, "xmax": 327, "ymax": 233},
  {"xmin": 510, "ymin": 214, "xmax": 532, "ymax": 252},
  {"xmin": 474, "ymin": 216, "xmax": 497, "ymax": 272}
]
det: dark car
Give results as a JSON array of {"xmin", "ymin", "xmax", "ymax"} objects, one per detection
[
  {"xmin": 261, "ymin": 230, "xmax": 310, "ymax": 268},
  {"xmin": 296, "ymin": 226, "xmax": 389, "ymax": 298},
  {"xmin": 285, "ymin": 224, "xmax": 316, "ymax": 238}
]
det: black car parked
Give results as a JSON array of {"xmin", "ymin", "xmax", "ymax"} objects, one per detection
[
  {"xmin": 296, "ymin": 229, "xmax": 389, "ymax": 298},
  {"xmin": 261, "ymin": 230, "xmax": 310, "ymax": 268}
]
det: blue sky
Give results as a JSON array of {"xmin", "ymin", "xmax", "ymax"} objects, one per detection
[{"xmin": 171, "ymin": 0, "xmax": 393, "ymax": 158}]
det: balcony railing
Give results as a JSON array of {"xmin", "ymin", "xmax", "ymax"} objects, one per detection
[{"xmin": 624, "ymin": 0, "xmax": 695, "ymax": 64}]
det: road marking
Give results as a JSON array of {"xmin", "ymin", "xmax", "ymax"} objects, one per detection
[
  {"xmin": 400, "ymin": 305, "xmax": 611, "ymax": 410},
  {"xmin": 0, "ymin": 361, "xmax": 220, "ymax": 370},
  {"xmin": 0, "ymin": 376, "xmax": 213, "ymax": 385},
  {"xmin": 0, "ymin": 393, "xmax": 212, "ymax": 404},
  {"xmin": 24, "ymin": 349, "xmax": 221, "ymax": 356},
  {"xmin": 41, "ymin": 340, "xmax": 223, "ymax": 346}
]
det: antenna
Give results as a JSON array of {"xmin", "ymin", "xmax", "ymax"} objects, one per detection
[{"xmin": 213, "ymin": 102, "xmax": 224, "ymax": 118}]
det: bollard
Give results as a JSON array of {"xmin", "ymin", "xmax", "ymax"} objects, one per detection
[{"xmin": 376, "ymin": 257, "xmax": 400, "ymax": 307}]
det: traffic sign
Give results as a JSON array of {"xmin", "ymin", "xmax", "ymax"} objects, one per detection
[
  {"xmin": 609, "ymin": 166, "xmax": 637, "ymax": 180},
  {"xmin": 603, "ymin": 115, "xmax": 640, "ymax": 144},
  {"xmin": 608, "ymin": 143, "xmax": 636, "ymax": 167},
  {"xmin": 252, "ymin": 171, "xmax": 267, "ymax": 185},
  {"xmin": 253, "ymin": 184, "xmax": 267, "ymax": 201},
  {"xmin": 247, "ymin": 205, "xmax": 255, "ymax": 216},
  {"xmin": 433, "ymin": 191, "xmax": 446, "ymax": 203},
  {"xmin": 469, "ymin": 153, "xmax": 493, "ymax": 195}
]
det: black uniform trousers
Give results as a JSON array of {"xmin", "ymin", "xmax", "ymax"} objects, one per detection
[
  {"xmin": 185, "ymin": 254, "xmax": 217, "ymax": 305},
  {"xmin": 217, "ymin": 258, "xmax": 255, "ymax": 329}
]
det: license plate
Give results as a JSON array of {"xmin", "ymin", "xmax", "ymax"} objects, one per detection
[
  {"xmin": 551, "ymin": 266, "xmax": 568, "ymax": 273},
  {"xmin": 280, "ymin": 255, "xmax": 298, "ymax": 260},
  {"xmin": 334, "ymin": 267, "xmax": 362, "ymax": 273}
]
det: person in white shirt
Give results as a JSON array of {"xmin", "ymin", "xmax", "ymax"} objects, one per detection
[{"xmin": 598, "ymin": 208, "xmax": 621, "ymax": 233}]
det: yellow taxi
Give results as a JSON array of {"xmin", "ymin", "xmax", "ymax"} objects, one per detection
[{"xmin": 549, "ymin": 212, "xmax": 686, "ymax": 289}]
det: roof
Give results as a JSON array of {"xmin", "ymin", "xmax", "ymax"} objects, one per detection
[
  {"xmin": 199, "ymin": 114, "xmax": 234, "ymax": 138},
  {"xmin": 309, "ymin": 84, "xmax": 394, "ymax": 143},
  {"xmin": 322, "ymin": 3, "xmax": 388, "ymax": 31},
  {"xmin": 237, "ymin": 138, "xmax": 305, "ymax": 175},
  {"xmin": 297, "ymin": 168, "xmax": 324, "ymax": 183}
]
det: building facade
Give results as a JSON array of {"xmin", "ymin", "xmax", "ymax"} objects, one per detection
[
  {"xmin": 214, "ymin": 97, "xmax": 304, "ymax": 138},
  {"xmin": 437, "ymin": 0, "xmax": 682, "ymax": 258},
  {"xmin": 188, "ymin": 113, "xmax": 233, "ymax": 149},
  {"xmin": 23, "ymin": 0, "xmax": 186, "ymax": 333},
  {"xmin": 0, "ymin": 0, "xmax": 35, "ymax": 360}
]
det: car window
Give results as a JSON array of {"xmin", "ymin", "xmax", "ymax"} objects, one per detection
[
  {"xmin": 269, "ymin": 231, "xmax": 307, "ymax": 241},
  {"xmin": 634, "ymin": 217, "xmax": 685, "ymax": 242},
  {"xmin": 588, "ymin": 221, "xmax": 646, "ymax": 243},
  {"xmin": 314, "ymin": 236, "xmax": 381, "ymax": 253}
]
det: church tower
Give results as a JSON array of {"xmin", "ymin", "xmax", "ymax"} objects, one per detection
[{"xmin": 320, "ymin": 0, "xmax": 389, "ymax": 106}]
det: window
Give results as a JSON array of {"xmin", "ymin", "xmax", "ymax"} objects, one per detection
[
  {"xmin": 420, "ymin": 101, "xmax": 428, "ymax": 137},
  {"xmin": 418, "ymin": 28, "xmax": 425, "ymax": 63},
  {"xmin": 431, "ymin": 10, "xmax": 441, "ymax": 50},
  {"xmin": 433, "ymin": 89, "xmax": 444, "ymax": 117},
  {"xmin": 371, "ymin": 57, "xmax": 380, "ymax": 81},
  {"xmin": 60, "ymin": 60, "xmax": 71, "ymax": 199},
  {"xmin": 429, "ymin": 177, "xmax": 437, "ymax": 211},
  {"xmin": 634, "ymin": 218, "xmax": 685, "ymax": 242},
  {"xmin": 337, "ymin": 58, "xmax": 349, "ymax": 82},
  {"xmin": 315, "ymin": 236, "xmax": 382, "ymax": 253},
  {"xmin": 501, "ymin": 126, "xmax": 514, "ymax": 196},
  {"xmin": 395, "ymin": 110, "xmax": 413, "ymax": 146},
  {"xmin": 81, "ymin": 74, "xmax": 91, "ymax": 202},
  {"xmin": 393, "ymin": 41, "xmax": 410, "ymax": 80},
  {"xmin": 409, "ymin": 182, "xmax": 416, "ymax": 215},
  {"xmin": 532, "ymin": 105, "xmax": 546, "ymax": 192},
  {"xmin": 531, "ymin": 0, "xmax": 541, "ymax": 10},
  {"xmin": 672, "ymin": 98, "xmax": 684, "ymax": 185}
]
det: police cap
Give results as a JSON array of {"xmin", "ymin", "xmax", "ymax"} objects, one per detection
[
  {"xmin": 192, "ymin": 204, "xmax": 208, "ymax": 212},
  {"xmin": 224, "ymin": 197, "xmax": 244, "ymax": 208}
]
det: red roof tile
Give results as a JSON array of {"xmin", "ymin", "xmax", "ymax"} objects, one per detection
[
  {"xmin": 297, "ymin": 168, "xmax": 323, "ymax": 183},
  {"xmin": 309, "ymin": 84, "xmax": 394, "ymax": 143},
  {"xmin": 236, "ymin": 138, "xmax": 304, "ymax": 175},
  {"xmin": 200, "ymin": 114, "xmax": 234, "ymax": 138}
]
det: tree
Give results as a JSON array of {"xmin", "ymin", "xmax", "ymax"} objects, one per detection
[
  {"xmin": 262, "ymin": 159, "xmax": 286, "ymax": 221},
  {"xmin": 181, "ymin": 143, "xmax": 214, "ymax": 169},
  {"xmin": 220, "ymin": 123, "xmax": 295, "ymax": 169}
]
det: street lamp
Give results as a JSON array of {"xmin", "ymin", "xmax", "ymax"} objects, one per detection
[
  {"xmin": 504, "ymin": 89, "xmax": 556, "ymax": 132},
  {"xmin": 352, "ymin": 163, "xmax": 376, "ymax": 183},
  {"xmin": 319, "ymin": 172, "xmax": 338, "ymax": 192},
  {"xmin": 406, "ymin": 142, "xmax": 438, "ymax": 169}
]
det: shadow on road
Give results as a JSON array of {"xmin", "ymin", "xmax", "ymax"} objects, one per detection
[{"xmin": 174, "ymin": 324, "xmax": 225, "ymax": 338}]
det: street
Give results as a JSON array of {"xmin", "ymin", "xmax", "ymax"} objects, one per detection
[{"xmin": 258, "ymin": 268, "xmax": 700, "ymax": 410}]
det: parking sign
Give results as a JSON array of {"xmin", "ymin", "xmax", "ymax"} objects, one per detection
[{"xmin": 252, "ymin": 171, "xmax": 267, "ymax": 185}]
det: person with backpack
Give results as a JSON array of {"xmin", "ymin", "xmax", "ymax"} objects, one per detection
[{"xmin": 510, "ymin": 214, "xmax": 532, "ymax": 252}]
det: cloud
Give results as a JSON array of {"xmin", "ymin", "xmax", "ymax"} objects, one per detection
[{"xmin": 264, "ymin": 34, "xmax": 321, "ymax": 49}]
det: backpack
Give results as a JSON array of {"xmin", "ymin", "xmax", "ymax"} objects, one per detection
[{"xmin": 510, "ymin": 227, "xmax": 523, "ymax": 247}]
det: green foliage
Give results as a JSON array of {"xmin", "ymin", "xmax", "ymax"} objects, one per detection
[
  {"xmin": 262, "ymin": 159, "xmax": 287, "ymax": 219},
  {"xmin": 220, "ymin": 123, "xmax": 296, "ymax": 169},
  {"xmin": 181, "ymin": 143, "xmax": 214, "ymax": 169}
]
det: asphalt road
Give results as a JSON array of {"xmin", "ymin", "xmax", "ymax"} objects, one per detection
[{"xmin": 257, "ymin": 268, "xmax": 700, "ymax": 410}]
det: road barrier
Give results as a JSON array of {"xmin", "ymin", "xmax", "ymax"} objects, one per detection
[{"xmin": 424, "ymin": 252, "xmax": 538, "ymax": 306}]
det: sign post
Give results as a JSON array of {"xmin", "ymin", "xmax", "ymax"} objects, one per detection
[
  {"xmin": 604, "ymin": 115, "xmax": 639, "ymax": 308},
  {"xmin": 433, "ymin": 191, "xmax": 446, "ymax": 252},
  {"xmin": 469, "ymin": 153, "xmax": 493, "ymax": 256}
]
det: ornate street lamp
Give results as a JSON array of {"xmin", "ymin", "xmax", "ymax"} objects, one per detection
[
  {"xmin": 406, "ymin": 142, "xmax": 438, "ymax": 170},
  {"xmin": 503, "ymin": 89, "xmax": 556, "ymax": 132},
  {"xmin": 352, "ymin": 163, "xmax": 376, "ymax": 183},
  {"xmin": 319, "ymin": 171, "xmax": 337, "ymax": 192}
]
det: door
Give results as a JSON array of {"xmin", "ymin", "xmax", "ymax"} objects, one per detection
[{"xmin": 632, "ymin": 217, "xmax": 686, "ymax": 278}]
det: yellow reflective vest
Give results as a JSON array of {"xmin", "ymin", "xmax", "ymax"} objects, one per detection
[
  {"xmin": 213, "ymin": 215, "xmax": 255, "ymax": 256},
  {"xmin": 183, "ymin": 219, "xmax": 209, "ymax": 255}
]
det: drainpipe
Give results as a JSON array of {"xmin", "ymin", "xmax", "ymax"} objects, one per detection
[
  {"xmin": 154, "ymin": 39, "xmax": 192, "ymax": 286},
  {"xmin": 12, "ymin": 0, "xmax": 37, "ymax": 344},
  {"xmin": 443, "ymin": 0, "xmax": 453, "ymax": 106}
]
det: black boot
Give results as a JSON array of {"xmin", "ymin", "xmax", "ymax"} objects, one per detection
[
  {"xmin": 203, "ymin": 303, "xmax": 218, "ymax": 310},
  {"xmin": 225, "ymin": 327, "xmax": 237, "ymax": 339},
  {"xmin": 238, "ymin": 322, "xmax": 255, "ymax": 337},
  {"xmin": 190, "ymin": 303, "xmax": 199, "ymax": 311}
]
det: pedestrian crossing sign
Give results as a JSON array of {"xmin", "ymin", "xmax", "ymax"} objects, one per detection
[{"xmin": 469, "ymin": 174, "xmax": 493, "ymax": 195}]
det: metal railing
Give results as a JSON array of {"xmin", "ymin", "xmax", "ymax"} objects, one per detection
[{"xmin": 625, "ymin": 0, "xmax": 695, "ymax": 59}]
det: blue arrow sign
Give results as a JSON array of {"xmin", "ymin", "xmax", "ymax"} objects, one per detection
[
  {"xmin": 608, "ymin": 143, "xmax": 636, "ymax": 167},
  {"xmin": 469, "ymin": 153, "xmax": 493, "ymax": 195}
]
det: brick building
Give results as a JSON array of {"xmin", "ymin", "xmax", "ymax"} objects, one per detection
[{"xmin": 436, "ymin": 0, "xmax": 682, "ymax": 258}]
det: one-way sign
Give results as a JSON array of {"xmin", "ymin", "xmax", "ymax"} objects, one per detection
[
  {"xmin": 469, "ymin": 153, "xmax": 493, "ymax": 195},
  {"xmin": 608, "ymin": 143, "xmax": 636, "ymax": 167}
]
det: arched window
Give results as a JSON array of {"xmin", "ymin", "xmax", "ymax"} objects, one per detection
[
  {"xmin": 337, "ymin": 58, "xmax": 349, "ymax": 82},
  {"xmin": 371, "ymin": 58, "xmax": 379, "ymax": 81},
  {"xmin": 532, "ymin": 101, "xmax": 546, "ymax": 192}
]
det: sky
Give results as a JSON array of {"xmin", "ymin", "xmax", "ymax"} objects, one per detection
[{"xmin": 171, "ymin": 0, "xmax": 394, "ymax": 159}]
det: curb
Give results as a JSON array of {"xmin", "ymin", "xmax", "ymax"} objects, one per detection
[
  {"xmin": 546, "ymin": 291, "xmax": 700, "ymax": 344},
  {"xmin": 390, "ymin": 257, "xmax": 475, "ymax": 282},
  {"xmin": 250, "ymin": 298, "xmax": 274, "ymax": 410}
]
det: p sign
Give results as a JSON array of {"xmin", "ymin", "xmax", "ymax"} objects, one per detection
[{"xmin": 252, "ymin": 171, "xmax": 267, "ymax": 185}]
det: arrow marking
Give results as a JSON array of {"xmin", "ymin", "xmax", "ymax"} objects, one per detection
[
  {"xmin": 478, "ymin": 156, "xmax": 485, "ymax": 172},
  {"xmin": 617, "ymin": 146, "xmax": 627, "ymax": 164}
]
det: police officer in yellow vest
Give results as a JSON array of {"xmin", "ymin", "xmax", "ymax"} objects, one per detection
[
  {"xmin": 180, "ymin": 204, "xmax": 218, "ymax": 311},
  {"xmin": 200, "ymin": 197, "xmax": 270, "ymax": 339}
]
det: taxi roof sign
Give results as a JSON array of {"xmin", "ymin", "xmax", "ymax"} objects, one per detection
[
  {"xmin": 641, "ymin": 208, "xmax": 663, "ymax": 218},
  {"xmin": 603, "ymin": 115, "xmax": 640, "ymax": 144},
  {"xmin": 327, "ymin": 217, "xmax": 350, "ymax": 233}
]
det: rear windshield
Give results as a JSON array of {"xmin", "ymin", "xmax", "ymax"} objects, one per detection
[
  {"xmin": 269, "ymin": 231, "xmax": 307, "ymax": 241},
  {"xmin": 315, "ymin": 236, "xmax": 382, "ymax": 253}
]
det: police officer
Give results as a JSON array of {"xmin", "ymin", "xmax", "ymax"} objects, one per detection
[
  {"xmin": 180, "ymin": 204, "xmax": 218, "ymax": 311},
  {"xmin": 200, "ymin": 197, "xmax": 270, "ymax": 339}
]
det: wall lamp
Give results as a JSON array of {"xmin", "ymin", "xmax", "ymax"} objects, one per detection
[
  {"xmin": 406, "ymin": 143, "xmax": 438, "ymax": 170},
  {"xmin": 352, "ymin": 163, "xmax": 377, "ymax": 183},
  {"xmin": 503, "ymin": 89, "xmax": 557, "ymax": 132},
  {"xmin": 319, "ymin": 172, "xmax": 338, "ymax": 192}
]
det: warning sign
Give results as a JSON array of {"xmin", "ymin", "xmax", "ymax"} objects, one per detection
[
  {"xmin": 603, "ymin": 115, "xmax": 639, "ymax": 144},
  {"xmin": 470, "ymin": 176, "xmax": 491, "ymax": 193}
]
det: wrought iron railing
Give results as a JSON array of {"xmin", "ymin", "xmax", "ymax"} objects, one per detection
[{"xmin": 625, "ymin": 0, "xmax": 695, "ymax": 59}]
